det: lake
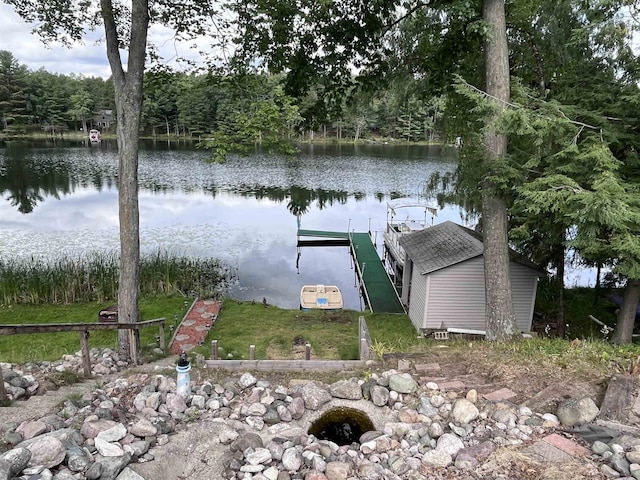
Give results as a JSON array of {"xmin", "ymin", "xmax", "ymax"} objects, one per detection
[{"xmin": 0, "ymin": 140, "xmax": 506, "ymax": 310}]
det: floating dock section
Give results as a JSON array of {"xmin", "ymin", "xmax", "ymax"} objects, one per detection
[{"xmin": 297, "ymin": 229, "xmax": 405, "ymax": 314}]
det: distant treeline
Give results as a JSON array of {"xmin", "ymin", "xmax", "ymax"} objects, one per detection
[{"xmin": 0, "ymin": 50, "xmax": 446, "ymax": 145}]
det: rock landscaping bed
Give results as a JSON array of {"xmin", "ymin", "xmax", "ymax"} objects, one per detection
[{"xmin": 1, "ymin": 351, "xmax": 640, "ymax": 479}]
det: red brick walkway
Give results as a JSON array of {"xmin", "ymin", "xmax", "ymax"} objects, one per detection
[{"xmin": 169, "ymin": 299, "xmax": 221, "ymax": 355}]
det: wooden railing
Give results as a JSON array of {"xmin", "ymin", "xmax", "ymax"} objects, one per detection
[
  {"xmin": 0, "ymin": 318, "xmax": 165, "ymax": 401},
  {"xmin": 204, "ymin": 316, "xmax": 374, "ymax": 371}
]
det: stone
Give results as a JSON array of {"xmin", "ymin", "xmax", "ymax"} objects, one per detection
[
  {"xmin": 16, "ymin": 420, "xmax": 47, "ymax": 440},
  {"xmin": 282, "ymin": 447, "xmax": 303, "ymax": 472},
  {"xmin": 328, "ymin": 379, "xmax": 363, "ymax": 400},
  {"xmin": 417, "ymin": 397, "xmax": 438, "ymax": 417},
  {"xmin": 556, "ymin": 397, "xmax": 599, "ymax": 427},
  {"xmin": 97, "ymin": 423, "xmax": 127, "ymax": 443},
  {"xmin": 370, "ymin": 385, "xmax": 390, "ymax": 407},
  {"xmin": 25, "ymin": 436, "xmax": 66, "ymax": 468},
  {"xmin": 0, "ymin": 447, "xmax": 31, "ymax": 476},
  {"xmin": 422, "ymin": 449, "xmax": 453, "ymax": 468},
  {"xmin": 238, "ymin": 373, "xmax": 258, "ymax": 390},
  {"xmin": 436, "ymin": 433, "xmax": 465, "ymax": 457},
  {"xmin": 128, "ymin": 419, "xmax": 157, "ymax": 437},
  {"xmin": 115, "ymin": 467, "xmax": 146, "ymax": 479},
  {"xmin": 81, "ymin": 419, "xmax": 120, "ymax": 440},
  {"xmin": 325, "ymin": 461, "xmax": 350, "ymax": 480},
  {"xmin": 301, "ymin": 382, "xmax": 332, "ymax": 410},
  {"xmin": 388, "ymin": 374, "xmax": 417, "ymax": 394},
  {"xmin": 450, "ymin": 398, "xmax": 479, "ymax": 424},
  {"xmin": 246, "ymin": 447, "xmax": 272, "ymax": 466},
  {"xmin": 95, "ymin": 437, "xmax": 125, "ymax": 457}
]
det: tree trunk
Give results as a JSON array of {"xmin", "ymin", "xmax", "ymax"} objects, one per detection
[
  {"xmin": 101, "ymin": 0, "xmax": 148, "ymax": 359},
  {"xmin": 555, "ymin": 248, "xmax": 566, "ymax": 338},
  {"xmin": 611, "ymin": 279, "xmax": 640, "ymax": 345},
  {"xmin": 482, "ymin": 0, "xmax": 518, "ymax": 341}
]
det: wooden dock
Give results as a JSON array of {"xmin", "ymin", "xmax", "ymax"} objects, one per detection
[{"xmin": 297, "ymin": 229, "xmax": 405, "ymax": 314}]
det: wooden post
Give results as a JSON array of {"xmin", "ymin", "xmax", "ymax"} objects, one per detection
[
  {"xmin": 211, "ymin": 340, "xmax": 218, "ymax": 360},
  {"xmin": 360, "ymin": 338, "xmax": 369, "ymax": 361},
  {"xmin": 249, "ymin": 345, "xmax": 256, "ymax": 360},
  {"xmin": 305, "ymin": 343, "xmax": 311, "ymax": 360},
  {"xmin": 80, "ymin": 330, "xmax": 92, "ymax": 377},
  {"xmin": 158, "ymin": 323, "xmax": 165, "ymax": 350},
  {"xmin": 129, "ymin": 330, "xmax": 138, "ymax": 365},
  {"xmin": 0, "ymin": 365, "xmax": 6, "ymax": 402}
]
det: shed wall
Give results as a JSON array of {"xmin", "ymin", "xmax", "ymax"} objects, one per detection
[
  {"xmin": 407, "ymin": 263, "xmax": 428, "ymax": 331},
  {"xmin": 410, "ymin": 257, "xmax": 539, "ymax": 332}
]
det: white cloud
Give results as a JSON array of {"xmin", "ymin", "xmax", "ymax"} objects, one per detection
[{"xmin": 0, "ymin": 4, "xmax": 218, "ymax": 79}]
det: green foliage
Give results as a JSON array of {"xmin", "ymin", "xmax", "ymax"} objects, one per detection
[{"xmin": 0, "ymin": 251, "xmax": 234, "ymax": 306}]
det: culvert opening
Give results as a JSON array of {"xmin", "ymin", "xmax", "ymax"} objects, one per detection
[{"xmin": 308, "ymin": 407, "xmax": 375, "ymax": 445}]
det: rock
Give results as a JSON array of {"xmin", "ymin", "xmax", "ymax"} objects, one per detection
[
  {"xmin": 0, "ymin": 447, "xmax": 31, "ymax": 475},
  {"xmin": 25, "ymin": 436, "xmax": 66, "ymax": 468},
  {"xmin": 421, "ymin": 449, "xmax": 453, "ymax": 468},
  {"xmin": 325, "ymin": 461, "xmax": 350, "ymax": 480},
  {"xmin": 450, "ymin": 399, "xmax": 479, "ymax": 424},
  {"xmin": 388, "ymin": 374, "xmax": 417, "ymax": 394},
  {"xmin": 281, "ymin": 447, "xmax": 303, "ymax": 472},
  {"xmin": 556, "ymin": 397, "xmax": 599, "ymax": 427},
  {"xmin": 328, "ymin": 380, "xmax": 363, "ymax": 400},
  {"xmin": 436, "ymin": 433, "xmax": 465, "ymax": 457},
  {"xmin": 370, "ymin": 385, "xmax": 390, "ymax": 407},
  {"xmin": 128, "ymin": 419, "xmax": 157, "ymax": 437},
  {"xmin": 417, "ymin": 397, "xmax": 438, "ymax": 417},
  {"xmin": 238, "ymin": 373, "xmax": 258, "ymax": 390},
  {"xmin": 97, "ymin": 423, "xmax": 127, "ymax": 443},
  {"xmin": 301, "ymin": 382, "xmax": 332, "ymax": 410},
  {"xmin": 16, "ymin": 420, "xmax": 47, "ymax": 440},
  {"xmin": 92, "ymin": 453, "xmax": 132, "ymax": 480},
  {"xmin": 95, "ymin": 437, "xmax": 125, "ymax": 457},
  {"xmin": 115, "ymin": 467, "xmax": 146, "ymax": 479},
  {"xmin": 81, "ymin": 419, "xmax": 120, "ymax": 440}
]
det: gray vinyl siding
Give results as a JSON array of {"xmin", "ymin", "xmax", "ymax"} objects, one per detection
[
  {"xmin": 408, "ymin": 263, "xmax": 428, "ymax": 331},
  {"xmin": 418, "ymin": 257, "xmax": 540, "ymax": 332},
  {"xmin": 425, "ymin": 257, "xmax": 486, "ymax": 330},
  {"xmin": 509, "ymin": 262, "xmax": 539, "ymax": 332}
]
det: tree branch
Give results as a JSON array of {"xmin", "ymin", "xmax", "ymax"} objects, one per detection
[{"xmin": 100, "ymin": 0, "xmax": 125, "ymax": 88}]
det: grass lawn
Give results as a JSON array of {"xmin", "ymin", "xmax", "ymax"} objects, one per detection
[
  {"xmin": 0, "ymin": 296, "xmax": 189, "ymax": 363},
  {"xmin": 188, "ymin": 300, "xmax": 422, "ymax": 361}
]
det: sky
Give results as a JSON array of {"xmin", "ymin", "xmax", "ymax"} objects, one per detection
[{"xmin": 0, "ymin": 3, "xmax": 210, "ymax": 79}]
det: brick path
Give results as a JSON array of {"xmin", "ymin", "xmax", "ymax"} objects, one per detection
[{"xmin": 169, "ymin": 299, "xmax": 221, "ymax": 355}]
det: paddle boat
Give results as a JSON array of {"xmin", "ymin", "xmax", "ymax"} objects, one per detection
[{"xmin": 300, "ymin": 284, "xmax": 343, "ymax": 310}]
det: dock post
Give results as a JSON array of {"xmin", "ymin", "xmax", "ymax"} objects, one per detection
[
  {"xmin": 305, "ymin": 343, "xmax": 311, "ymax": 360},
  {"xmin": 211, "ymin": 340, "xmax": 218, "ymax": 360},
  {"xmin": 249, "ymin": 345, "xmax": 256, "ymax": 360}
]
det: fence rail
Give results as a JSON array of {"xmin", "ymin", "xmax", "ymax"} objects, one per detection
[
  {"xmin": 204, "ymin": 316, "xmax": 374, "ymax": 371},
  {"xmin": 0, "ymin": 318, "xmax": 165, "ymax": 402}
]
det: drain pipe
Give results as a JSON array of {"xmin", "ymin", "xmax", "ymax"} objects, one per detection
[{"xmin": 176, "ymin": 351, "xmax": 191, "ymax": 397}]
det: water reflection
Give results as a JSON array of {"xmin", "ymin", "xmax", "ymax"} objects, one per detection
[{"xmin": 0, "ymin": 142, "xmax": 461, "ymax": 309}]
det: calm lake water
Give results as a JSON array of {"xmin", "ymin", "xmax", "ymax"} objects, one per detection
[{"xmin": 2, "ymin": 140, "xmax": 533, "ymax": 310}]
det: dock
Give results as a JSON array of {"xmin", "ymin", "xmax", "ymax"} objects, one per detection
[{"xmin": 297, "ymin": 229, "xmax": 405, "ymax": 314}]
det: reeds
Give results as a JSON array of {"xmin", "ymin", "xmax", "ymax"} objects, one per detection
[{"xmin": 0, "ymin": 251, "xmax": 234, "ymax": 305}]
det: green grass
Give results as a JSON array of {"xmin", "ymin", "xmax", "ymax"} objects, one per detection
[
  {"xmin": 0, "ymin": 295, "xmax": 189, "ymax": 363},
  {"xmin": 189, "ymin": 300, "xmax": 420, "ymax": 360}
]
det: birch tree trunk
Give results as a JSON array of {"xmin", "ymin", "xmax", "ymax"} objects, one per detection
[{"xmin": 482, "ymin": 0, "xmax": 518, "ymax": 341}]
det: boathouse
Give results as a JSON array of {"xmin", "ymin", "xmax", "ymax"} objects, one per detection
[{"xmin": 398, "ymin": 221, "xmax": 544, "ymax": 334}]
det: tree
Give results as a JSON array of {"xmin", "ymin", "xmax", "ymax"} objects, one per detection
[
  {"xmin": 68, "ymin": 89, "xmax": 94, "ymax": 135},
  {"xmin": 0, "ymin": 50, "xmax": 29, "ymax": 133},
  {"xmin": 481, "ymin": 0, "xmax": 518, "ymax": 340}
]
